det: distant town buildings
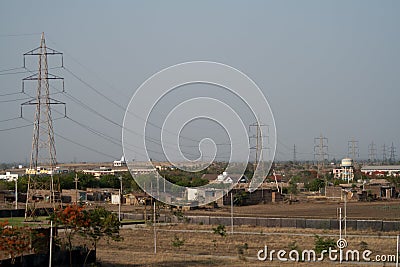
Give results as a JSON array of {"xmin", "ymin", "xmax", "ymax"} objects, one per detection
[
  {"xmin": 0, "ymin": 172, "xmax": 18, "ymax": 182},
  {"xmin": 361, "ymin": 165, "xmax": 400, "ymax": 177}
]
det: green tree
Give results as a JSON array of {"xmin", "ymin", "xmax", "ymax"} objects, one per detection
[
  {"xmin": 288, "ymin": 179, "xmax": 299, "ymax": 196},
  {"xmin": 305, "ymin": 178, "xmax": 325, "ymax": 192},
  {"xmin": 233, "ymin": 191, "xmax": 249, "ymax": 206},
  {"xmin": 51, "ymin": 205, "xmax": 121, "ymax": 266},
  {"xmin": 78, "ymin": 173, "xmax": 99, "ymax": 189},
  {"xmin": 82, "ymin": 207, "xmax": 121, "ymax": 264},
  {"xmin": 51, "ymin": 204, "xmax": 90, "ymax": 266}
]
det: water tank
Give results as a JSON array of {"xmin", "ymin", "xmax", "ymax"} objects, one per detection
[{"xmin": 341, "ymin": 158, "xmax": 353, "ymax": 167}]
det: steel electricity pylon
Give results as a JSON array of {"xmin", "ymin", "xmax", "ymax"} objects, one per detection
[
  {"xmin": 21, "ymin": 33, "xmax": 65, "ymax": 220},
  {"xmin": 347, "ymin": 137, "xmax": 359, "ymax": 160},
  {"xmin": 314, "ymin": 134, "xmax": 328, "ymax": 178},
  {"xmin": 249, "ymin": 122, "xmax": 269, "ymax": 173}
]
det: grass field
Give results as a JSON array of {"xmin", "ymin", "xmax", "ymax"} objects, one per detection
[
  {"xmin": 95, "ymin": 224, "xmax": 399, "ymax": 266},
  {"xmin": 1, "ymin": 200, "xmax": 399, "ymax": 266},
  {"xmin": 0, "ymin": 216, "xmax": 50, "ymax": 227}
]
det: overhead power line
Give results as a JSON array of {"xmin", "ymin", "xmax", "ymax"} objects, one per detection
[
  {"xmin": 0, "ymin": 123, "xmax": 32, "ymax": 132},
  {"xmin": 0, "ymin": 92, "xmax": 22, "ymax": 97},
  {"xmin": 0, "ymin": 116, "xmax": 21, "ymax": 123},
  {"xmin": 0, "ymin": 66, "xmax": 24, "ymax": 73}
]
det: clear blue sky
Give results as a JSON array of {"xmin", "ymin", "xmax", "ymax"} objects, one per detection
[{"xmin": 0, "ymin": 1, "xmax": 399, "ymax": 163}]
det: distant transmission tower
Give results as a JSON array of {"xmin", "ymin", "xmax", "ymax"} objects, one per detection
[
  {"xmin": 249, "ymin": 122, "xmax": 269, "ymax": 172},
  {"xmin": 293, "ymin": 144, "xmax": 297, "ymax": 164},
  {"xmin": 368, "ymin": 141, "xmax": 377, "ymax": 163},
  {"xmin": 347, "ymin": 137, "xmax": 359, "ymax": 160},
  {"xmin": 389, "ymin": 142, "xmax": 396, "ymax": 163},
  {"xmin": 314, "ymin": 134, "xmax": 328, "ymax": 178},
  {"xmin": 382, "ymin": 144, "xmax": 387, "ymax": 164},
  {"xmin": 21, "ymin": 33, "xmax": 65, "ymax": 219}
]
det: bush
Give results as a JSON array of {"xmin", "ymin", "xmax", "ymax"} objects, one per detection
[
  {"xmin": 212, "ymin": 224, "xmax": 226, "ymax": 237},
  {"xmin": 314, "ymin": 235, "xmax": 336, "ymax": 254},
  {"xmin": 171, "ymin": 235, "xmax": 185, "ymax": 249}
]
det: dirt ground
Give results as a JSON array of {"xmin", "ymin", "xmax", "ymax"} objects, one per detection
[
  {"xmin": 96, "ymin": 224, "xmax": 399, "ymax": 267},
  {"xmin": 96, "ymin": 200, "xmax": 400, "ymax": 266},
  {"xmin": 202, "ymin": 200, "xmax": 400, "ymax": 220},
  {"xmin": 108, "ymin": 200, "xmax": 400, "ymax": 221}
]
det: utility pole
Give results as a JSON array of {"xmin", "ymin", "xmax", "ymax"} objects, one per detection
[
  {"xmin": 314, "ymin": 134, "xmax": 328, "ymax": 178},
  {"xmin": 22, "ymin": 33, "xmax": 66, "ymax": 220},
  {"xmin": 390, "ymin": 142, "xmax": 397, "ymax": 164},
  {"xmin": 14, "ymin": 177, "xmax": 18, "ymax": 210},
  {"xmin": 347, "ymin": 137, "xmax": 359, "ymax": 160},
  {"xmin": 119, "ymin": 176, "xmax": 122, "ymax": 222},
  {"xmin": 249, "ymin": 122, "xmax": 269, "ymax": 173},
  {"xmin": 74, "ymin": 174, "xmax": 79, "ymax": 205},
  {"xmin": 368, "ymin": 141, "xmax": 377, "ymax": 163}
]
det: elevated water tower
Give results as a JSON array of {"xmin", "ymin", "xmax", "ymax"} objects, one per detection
[{"xmin": 341, "ymin": 158, "xmax": 354, "ymax": 182}]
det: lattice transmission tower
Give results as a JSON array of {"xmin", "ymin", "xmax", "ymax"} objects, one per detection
[
  {"xmin": 249, "ymin": 122, "xmax": 269, "ymax": 172},
  {"xmin": 389, "ymin": 142, "xmax": 397, "ymax": 163},
  {"xmin": 382, "ymin": 144, "xmax": 387, "ymax": 164},
  {"xmin": 347, "ymin": 137, "xmax": 359, "ymax": 160},
  {"xmin": 368, "ymin": 141, "xmax": 377, "ymax": 163},
  {"xmin": 21, "ymin": 33, "xmax": 65, "ymax": 219},
  {"xmin": 314, "ymin": 134, "xmax": 328, "ymax": 178}
]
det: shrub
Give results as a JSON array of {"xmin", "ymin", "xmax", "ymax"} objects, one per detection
[
  {"xmin": 212, "ymin": 224, "xmax": 226, "ymax": 237},
  {"xmin": 171, "ymin": 235, "xmax": 185, "ymax": 249},
  {"xmin": 314, "ymin": 235, "xmax": 336, "ymax": 254}
]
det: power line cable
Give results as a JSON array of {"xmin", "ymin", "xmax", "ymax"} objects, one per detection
[
  {"xmin": 0, "ymin": 123, "xmax": 32, "ymax": 132},
  {"xmin": 0, "ymin": 116, "xmax": 21, "ymax": 123},
  {"xmin": 0, "ymin": 33, "xmax": 41, "ymax": 37},
  {"xmin": 62, "ymin": 66, "xmax": 206, "ymax": 144},
  {"xmin": 0, "ymin": 92, "xmax": 22, "ymax": 97},
  {"xmin": 0, "ymin": 96, "xmax": 32, "ymax": 103},
  {"xmin": 25, "ymin": 65, "xmax": 232, "ymax": 159},
  {"xmin": 22, "ymin": 117, "xmax": 116, "ymax": 160},
  {"xmin": 0, "ymin": 66, "xmax": 24, "ymax": 73}
]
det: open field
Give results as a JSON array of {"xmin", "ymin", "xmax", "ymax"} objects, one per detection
[
  {"xmin": 104, "ymin": 200, "xmax": 400, "ymax": 221},
  {"xmin": 199, "ymin": 201, "xmax": 400, "ymax": 220},
  {"xmin": 0, "ymin": 216, "xmax": 50, "ymax": 227},
  {"xmin": 96, "ymin": 224, "xmax": 399, "ymax": 267},
  {"xmin": 96, "ymin": 201, "xmax": 400, "ymax": 266},
  {"xmin": 1, "ymin": 201, "xmax": 399, "ymax": 266}
]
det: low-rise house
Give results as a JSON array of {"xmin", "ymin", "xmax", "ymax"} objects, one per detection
[{"xmin": 0, "ymin": 172, "xmax": 18, "ymax": 182}]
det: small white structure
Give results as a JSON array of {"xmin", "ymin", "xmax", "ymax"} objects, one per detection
[
  {"xmin": 216, "ymin": 171, "xmax": 233, "ymax": 184},
  {"xmin": 83, "ymin": 168, "xmax": 115, "ymax": 178},
  {"xmin": 0, "ymin": 172, "xmax": 18, "ymax": 182},
  {"xmin": 187, "ymin": 188, "xmax": 198, "ymax": 201},
  {"xmin": 111, "ymin": 193, "xmax": 120, "ymax": 204},
  {"xmin": 113, "ymin": 156, "xmax": 126, "ymax": 167}
]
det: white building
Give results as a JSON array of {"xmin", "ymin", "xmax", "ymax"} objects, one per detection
[
  {"xmin": 0, "ymin": 172, "xmax": 18, "ymax": 182},
  {"xmin": 113, "ymin": 156, "xmax": 126, "ymax": 167},
  {"xmin": 361, "ymin": 165, "xmax": 400, "ymax": 177},
  {"xmin": 216, "ymin": 172, "xmax": 233, "ymax": 184}
]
